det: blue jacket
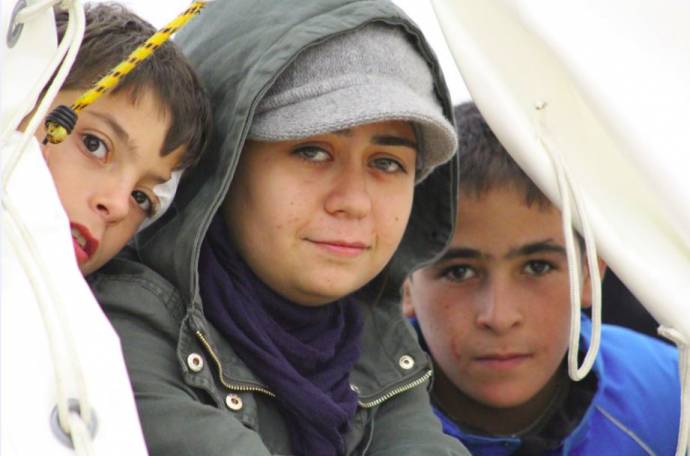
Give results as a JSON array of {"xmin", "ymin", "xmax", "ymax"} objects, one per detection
[{"xmin": 432, "ymin": 317, "xmax": 680, "ymax": 455}]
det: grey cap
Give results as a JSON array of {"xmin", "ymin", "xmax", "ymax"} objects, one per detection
[{"xmin": 249, "ymin": 23, "xmax": 457, "ymax": 182}]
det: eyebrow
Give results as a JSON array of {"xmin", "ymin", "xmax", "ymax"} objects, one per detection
[
  {"xmin": 86, "ymin": 110, "xmax": 172, "ymax": 184},
  {"xmin": 333, "ymin": 128, "xmax": 354, "ymax": 137},
  {"xmin": 439, "ymin": 247, "xmax": 487, "ymax": 262},
  {"xmin": 87, "ymin": 110, "xmax": 138, "ymax": 152},
  {"xmin": 437, "ymin": 240, "xmax": 566, "ymax": 263},
  {"xmin": 372, "ymin": 135, "xmax": 418, "ymax": 150},
  {"xmin": 150, "ymin": 173, "xmax": 170, "ymax": 185},
  {"xmin": 505, "ymin": 240, "xmax": 567, "ymax": 259},
  {"xmin": 332, "ymin": 128, "xmax": 418, "ymax": 150}
]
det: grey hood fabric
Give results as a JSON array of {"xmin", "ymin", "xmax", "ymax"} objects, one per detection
[{"xmin": 136, "ymin": 0, "xmax": 459, "ymax": 311}]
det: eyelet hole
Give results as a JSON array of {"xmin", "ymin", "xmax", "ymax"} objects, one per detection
[{"xmin": 49, "ymin": 399, "xmax": 98, "ymax": 449}]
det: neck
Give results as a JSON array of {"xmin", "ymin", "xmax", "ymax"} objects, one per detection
[{"xmin": 432, "ymin": 364, "xmax": 566, "ymax": 436}]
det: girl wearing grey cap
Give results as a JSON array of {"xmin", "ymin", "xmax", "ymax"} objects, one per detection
[{"xmin": 90, "ymin": 1, "xmax": 469, "ymax": 455}]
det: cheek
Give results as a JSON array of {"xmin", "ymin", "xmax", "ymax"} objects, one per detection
[
  {"xmin": 374, "ymin": 186, "xmax": 414, "ymax": 244},
  {"xmin": 274, "ymin": 194, "xmax": 310, "ymax": 231},
  {"xmin": 98, "ymin": 220, "xmax": 139, "ymax": 259},
  {"xmin": 42, "ymin": 139, "xmax": 84, "ymax": 190},
  {"xmin": 533, "ymin": 302, "xmax": 572, "ymax": 363},
  {"xmin": 415, "ymin": 284, "xmax": 471, "ymax": 346},
  {"xmin": 228, "ymin": 176, "xmax": 309, "ymax": 255}
]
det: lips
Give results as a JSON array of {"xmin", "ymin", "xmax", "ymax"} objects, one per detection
[
  {"xmin": 70, "ymin": 222, "xmax": 99, "ymax": 264},
  {"xmin": 474, "ymin": 353, "xmax": 532, "ymax": 370},
  {"xmin": 307, "ymin": 239, "xmax": 370, "ymax": 257}
]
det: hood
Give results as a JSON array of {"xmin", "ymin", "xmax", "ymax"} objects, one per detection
[{"xmin": 135, "ymin": 0, "xmax": 458, "ymax": 306}]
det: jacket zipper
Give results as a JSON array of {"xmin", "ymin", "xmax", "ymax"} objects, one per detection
[
  {"xmin": 195, "ymin": 330, "xmax": 276, "ymax": 397},
  {"xmin": 196, "ymin": 330, "xmax": 431, "ymax": 407},
  {"xmin": 357, "ymin": 368, "xmax": 433, "ymax": 408}
]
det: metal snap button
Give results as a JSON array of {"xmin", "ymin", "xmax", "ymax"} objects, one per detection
[
  {"xmin": 398, "ymin": 355, "xmax": 415, "ymax": 370},
  {"xmin": 186, "ymin": 353, "xmax": 204, "ymax": 372},
  {"xmin": 225, "ymin": 394, "xmax": 243, "ymax": 411}
]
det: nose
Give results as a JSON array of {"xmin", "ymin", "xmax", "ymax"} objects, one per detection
[
  {"xmin": 90, "ymin": 177, "xmax": 131, "ymax": 224},
  {"xmin": 323, "ymin": 162, "xmax": 372, "ymax": 219},
  {"xmin": 475, "ymin": 277, "xmax": 523, "ymax": 334}
]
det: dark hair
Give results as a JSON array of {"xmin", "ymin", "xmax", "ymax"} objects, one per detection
[
  {"xmin": 455, "ymin": 102, "xmax": 551, "ymax": 208},
  {"xmin": 54, "ymin": 2, "xmax": 211, "ymax": 169}
]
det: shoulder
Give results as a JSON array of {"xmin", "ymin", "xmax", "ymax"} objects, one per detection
[
  {"xmin": 584, "ymin": 323, "xmax": 679, "ymax": 454},
  {"xmin": 88, "ymin": 256, "xmax": 187, "ymax": 335},
  {"xmin": 599, "ymin": 323, "xmax": 678, "ymax": 375}
]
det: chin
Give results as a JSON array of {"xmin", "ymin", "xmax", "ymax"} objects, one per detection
[
  {"xmin": 294, "ymin": 287, "xmax": 354, "ymax": 306},
  {"xmin": 79, "ymin": 262, "xmax": 93, "ymax": 276},
  {"xmin": 471, "ymin": 385, "xmax": 537, "ymax": 410},
  {"xmin": 80, "ymin": 258, "xmax": 105, "ymax": 276},
  {"xmin": 292, "ymin": 278, "xmax": 365, "ymax": 306}
]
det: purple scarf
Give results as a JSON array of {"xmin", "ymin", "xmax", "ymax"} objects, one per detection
[{"xmin": 199, "ymin": 215, "xmax": 363, "ymax": 456}]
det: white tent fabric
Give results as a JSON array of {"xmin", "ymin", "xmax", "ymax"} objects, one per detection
[
  {"xmin": 1, "ymin": 0, "xmax": 147, "ymax": 454},
  {"xmin": 431, "ymin": 0, "xmax": 690, "ymax": 454}
]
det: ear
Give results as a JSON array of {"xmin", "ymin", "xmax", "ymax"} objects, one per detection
[
  {"xmin": 401, "ymin": 278, "xmax": 416, "ymax": 318},
  {"xmin": 581, "ymin": 257, "xmax": 608, "ymax": 310}
]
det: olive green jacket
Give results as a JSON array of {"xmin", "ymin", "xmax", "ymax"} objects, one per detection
[{"xmin": 90, "ymin": 0, "xmax": 467, "ymax": 454}]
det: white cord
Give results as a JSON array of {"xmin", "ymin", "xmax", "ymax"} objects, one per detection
[
  {"xmin": 2, "ymin": 0, "xmax": 95, "ymax": 452},
  {"xmin": 535, "ymin": 102, "xmax": 602, "ymax": 381},
  {"xmin": 13, "ymin": 0, "xmax": 64, "ymax": 24},
  {"xmin": 659, "ymin": 326, "xmax": 690, "ymax": 456},
  {"xmin": 2, "ymin": 197, "xmax": 95, "ymax": 451},
  {"xmin": 1, "ymin": 0, "xmax": 84, "ymax": 184},
  {"xmin": 68, "ymin": 411, "xmax": 96, "ymax": 456}
]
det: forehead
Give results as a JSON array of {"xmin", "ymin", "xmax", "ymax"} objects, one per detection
[
  {"xmin": 454, "ymin": 187, "xmax": 563, "ymax": 250},
  {"xmin": 86, "ymin": 90, "xmax": 180, "ymax": 177}
]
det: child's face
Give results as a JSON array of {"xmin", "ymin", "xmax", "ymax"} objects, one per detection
[
  {"xmin": 404, "ymin": 187, "xmax": 593, "ymax": 414},
  {"xmin": 223, "ymin": 120, "xmax": 417, "ymax": 306},
  {"xmin": 37, "ymin": 89, "xmax": 184, "ymax": 275}
]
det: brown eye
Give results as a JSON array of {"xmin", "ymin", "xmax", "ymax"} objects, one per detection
[
  {"xmin": 441, "ymin": 264, "xmax": 476, "ymax": 282},
  {"xmin": 132, "ymin": 190, "xmax": 153, "ymax": 216},
  {"xmin": 524, "ymin": 261, "xmax": 553, "ymax": 276},
  {"xmin": 372, "ymin": 157, "xmax": 406, "ymax": 173},
  {"xmin": 293, "ymin": 145, "xmax": 330, "ymax": 162},
  {"xmin": 81, "ymin": 134, "xmax": 107, "ymax": 159}
]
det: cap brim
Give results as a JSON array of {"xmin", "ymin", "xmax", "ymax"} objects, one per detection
[{"xmin": 249, "ymin": 79, "xmax": 457, "ymax": 182}]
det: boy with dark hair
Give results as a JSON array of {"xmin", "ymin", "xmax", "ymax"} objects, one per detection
[
  {"xmin": 37, "ymin": 2, "xmax": 211, "ymax": 274},
  {"xmin": 2, "ymin": 3, "xmax": 210, "ymax": 453},
  {"xmin": 403, "ymin": 102, "xmax": 680, "ymax": 455}
]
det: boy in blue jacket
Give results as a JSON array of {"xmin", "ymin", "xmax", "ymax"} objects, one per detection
[{"xmin": 403, "ymin": 102, "xmax": 681, "ymax": 455}]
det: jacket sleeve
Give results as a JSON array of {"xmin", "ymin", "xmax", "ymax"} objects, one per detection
[
  {"xmin": 365, "ymin": 384, "xmax": 471, "ymax": 455},
  {"xmin": 91, "ymin": 265, "xmax": 274, "ymax": 456}
]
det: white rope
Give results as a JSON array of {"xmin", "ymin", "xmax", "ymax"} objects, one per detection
[
  {"xmin": 2, "ymin": 0, "xmax": 95, "ymax": 452},
  {"xmin": 535, "ymin": 102, "xmax": 602, "ymax": 381},
  {"xmin": 658, "ymin": 326, "xmax": 690, "ymax": 456},
  {"xmin": 2, "ymin": 0, "xmax": 84, "ymax": 184},
  {"xmin": 3, "ymin": 195, "xmax": 95, "ymax": 452},
  {"xmin": 67, "ymin": 410, "xmax": 96, "ymax": 456},
  {"xmin": 13, "ymin": 0, "xmax": 64, "ymax": 24}
]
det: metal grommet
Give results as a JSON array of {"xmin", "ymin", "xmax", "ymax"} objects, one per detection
[
  {"xmin": 49, "ymin": 399, "xmax": 98, "ymax": 449},
  {"xmin": 225, "ymin": 394, "xmax": 243, "ymax": 411},
  {"xmin": 186, "ymin": 353, "xmax": 204, "ymax": 373},
  {"xmin": 398, "ymin": 355, "xmax": 415, "ymax": 370},
  {"xmin": 350, "ymin": 384, "xmax": 360, "ymax": 394},
  {"xmin": 7, "ymin": 0, "xmax": 27, "ymax": 48}
]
